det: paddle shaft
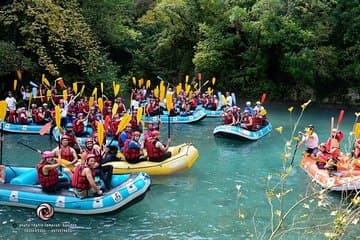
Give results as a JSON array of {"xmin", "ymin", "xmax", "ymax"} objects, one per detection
[
  {"xmin": 0, "ymin": 123, "xmax": 3, "ymax": 165},
  {"xmin": 168, "ymin": 115, "xmax": 170, "ymax": 138},
  {"xmin": 17, "ymin": 141, "xmax": 41, "ymax": 153}
]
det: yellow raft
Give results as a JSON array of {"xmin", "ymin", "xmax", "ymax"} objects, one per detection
[
  {"xmin": 104, "ymin": 143, "xmax": 199, "ymax": 175},
  {"xmin": 62, "ymin": 143, "xmax": 199, "ymax": 176}
]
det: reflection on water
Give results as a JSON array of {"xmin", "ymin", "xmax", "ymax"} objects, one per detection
[{"xmin": 0, "ymin": 103, "xmax": 358, "ymax": 239}]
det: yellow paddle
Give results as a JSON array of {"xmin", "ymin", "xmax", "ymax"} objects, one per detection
[
  {"xmin": 112, "ymin": 103, "xmax": 119, "ymax": 118},
  {"xmin": 97, "ymin": 122, "xmax": 105, "ymax": 147},
  {"xmin": 116, "ymin": 113, "xmax": 132, "ymax": 135},
  {"xmin": 55, "ymin": 105, "xmax": 61, "ymax": 131},
  {"xmin": 89, "ymin": 96, "xmax": 94, "ymax": 108},
  {"xmin": 73, "ymin": 82, "xmax": 78, "ymax": 94},
  {"xmin": 354, "ymin": 123, "xmax": 360, "ymax": 138},
  {"xmin": 154, "ymin": 86, "xmax": 159, "ymax": 98},
  {"xmin": 114, "ymin": 84, "xmax": 120, "ymax": 97},
  {"xmin": 98, "ymin": 97, "xmax": 104, "ymax": 113},
  {"xmin": 132, "ymin": 77, "xmax": 136, "ymax": 87},
  {"xmin": 136, "ymin": 107, "xmax": 143, "ymax": 125},
  {"xmin": 166, "ymin": 93, "xmax": 172, "ymax": 138},
  {"xmin": 221, "ymin": 94, "xmax": 227, "ymax": 106},
  {"xmin": 0, "ymin": 101, "xmax": 7, "ymax": 121},
  {"xmin": 80, "ymin": 85, "xmax": 85, "ymax": 96},
  {"xmin": 159, "ymin": 81, "xmax": 165, "ymax": 102},
  {"xmin": 13, "ymin": 79, "xmax": 17, "ymax": 91},
  {"xmin": 212, "ymin": 77, "xmax": 216, "ymax": 85},
  {"xmin": 63, "ymin": 89, "xmax": 67, "ymax": 102},
  {"xmin": 146, "ymin": 80, "xmax": 151, "ymax": 89},
  {"xmin": 16, "ymin": 69, "xmax": 22, "ymax": 80}
]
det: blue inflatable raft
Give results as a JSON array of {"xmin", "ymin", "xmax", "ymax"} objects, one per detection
[
  {"xmin": 0, "ymin": 166, "xmax": 151, "ymax": 215},
  {"xmin": 143, "ymin": 108, "xmax": 207, "ymax": 124},
  {"xmin": 0, "ymin": 121, "xmax": 49, "ymax": 134},
  {"xmin": 213, "ymin": 121, "xmax": 272, "ymax": 140}
]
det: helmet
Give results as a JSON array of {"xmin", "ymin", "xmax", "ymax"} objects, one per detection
[
  {"xmin": 66, "ymin": 123, "xmax": 73, "ymax": 128},
  {"xmin": 77, "ymin": 113, "xmax": 84, "ymax": 118},
  {"xmin": 85, "ymin": 138, "xmax": 93, "ymax": 144},
  {"xmin": 246, "ymin": 101, "xmax": 251, "ymax": 106},
  {"xmin": 132, "ymin": 131, "xmax": 141, "ymax": 137},
  {"xmin": 61, "ymin": 135, "xmax": 71, "ymax": 141},
  {"xmin": 244, "ymin": 110, "xmax": 250, "ymax": 113},
  {"xmin": 42, "ymin": 151, "xmax": 55, "ymax": 159},
  {"xmin": 151, "ymin": 130, "xmax": 160, "ymax": 137},
  {"xmin": 308, "ymin": 124, "xmax": 314, "ymax": 130},
  {"xmin": 256, "ymin": 101, "xmax": 261, "ymax": 105},
  {"xmin": 126, "ymin": 123, "xmax": 132, "ymax": 128},
  {"xmin": 86, "ymin": 154, "xmax": 96, "ymax": 162}
]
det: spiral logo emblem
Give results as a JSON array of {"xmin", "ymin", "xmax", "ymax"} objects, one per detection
[{"xmin": 36, "ymin": 203, "xmax": 54, "ymax": 221}]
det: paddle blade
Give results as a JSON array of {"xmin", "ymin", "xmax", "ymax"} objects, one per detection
[
  {"xmin": 40, "ymin": 121, "xmax": 52, "ymax": 135},
  {"xmin": 207, "ymin": 87, "xmax": 212, "ymax": 96},
  {"xmin": 159, "ymin": 82, "xmax": 165, "ymax": 102},
  {"xmin": 337, "ymin": 110, "xmax": 345, "ymax": 129},
  {"xmin": 89, "ymin": 96, "xmax": 94, "ymax": 108},
  {"xmin": 62, "ymin": 89, "xmax": 67, "ymax": 102},
  {"xmin": 98, "ymin": 97, "xmax": 103, "ymax": 113},
  {"xmin": 55, "ymin": 105, "xmax": 61, "ymax": 130},
  {"xmin": 73, "ymin": 82, "xmax": 78, "ymax": 94},
  {"xmin": 132, "ymin": 77, "xmax": 136, "ymax": 86},
  {"xmin": 114, "ymin": 84, "xmax": 120, "ymax": 97},
  {"xmin": 261, "ymin": 93, "xmax": 266, "ymax": 104},
  {"xmin": 13, "ymin": 79, "xmax": 17, "ymax": 91},
  {"xmin": 97, "ymin": 122, "xmax": 104, "ymax": 146},
  {"xmin": 101, "ymin": 82, "xmax": 103, "ymax": 94},
  {"xmin": 112, "ymin": 103, "xmax": 119, "ymax": 117},
  {"xmin": 212, "ymin": 77, "xmax": 216, "ymax": 85},
  {"xmin": 146, "ymin": 80, "xmax": 151, "ymax": 89},
  {"xmin": 221, "ymin": 94, "xmax": 226, "ymax": 105},
  {"xmin": 154, "ymin": 86, "xmax": 159, "ymax": 98},
  {"xmin": 91, "ymin": 87, "xmax": 97, "ymax": 96},
  {"xmin": 136, "ymin": 107, "xmax": 143, "ymax": 124},
  {"xmin": 116, "ymin": 113, "xmax": 131, "ymax": 135},
  {"xmin": 80, "ymin": 85, "xmax": 85, "ymax": 96},
  {"xmin": 42, "ymin": 74, "xmax": 51, "ymax": 88},
  {"xmin": 16, "ymin": 69, "xmax": 22, "ymax": 80},
  {"xmin": 46, "ymin": 89, "xmax": 52, "ymax": 100},
  {"xmin": 354, "ymin": 123, "xmax": 360, "ymax": 138},
  {"xmin": 185, "ymin": 75, "xmax": 189, "ymax": 83},
  {"xmin": 166, "ymin": 93, "xmax": 172, "ymax": 112},
  {"xmin": 0, "ymin": 101, "xmax": 7, "ymax": 121}
]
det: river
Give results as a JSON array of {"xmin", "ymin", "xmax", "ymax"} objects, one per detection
[{"xmin": 0, "ymin": 101, "xmax": 358, "ymax": 239}]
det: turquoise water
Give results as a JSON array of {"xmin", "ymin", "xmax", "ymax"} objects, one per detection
[{"xmin": 0, "ymin": 102, "xmax": 359, "ymax": 239}]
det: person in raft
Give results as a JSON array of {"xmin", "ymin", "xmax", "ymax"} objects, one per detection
[
  {"xmin": 124, "ymin": 131, "xmax": 146, "ymax": 163},
  {"xmin": 145, "ymin": 130, "xmax": 171, "ymax": 162},
  {"xmin": 37, "ymin": 151, "xmax": 71, "ymax": 193},
  {"xmin": 297, "ymin": 124, "xmax": 319, "ymax": 157},
  {"xmin": 71, "ymin": 154, "xmax": 103, "ymax": 198}
]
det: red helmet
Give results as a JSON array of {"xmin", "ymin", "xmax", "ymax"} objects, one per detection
[
  {"xmin": 41, "ymin": 151, "xmax": 55, "ymax": 159},
  {"xmin": 61, "ymin": 135, "xmax": 71, "ymax": 141},
  {"xmin": 77, "ymin": 113, "xmax": 84, "ymax": 118},
  {"xmin": 151, "ymin": 130, "xmax": 160, "ymax": 137},
  {"xmin": 86, "ymin": 154, "xmax": 96, "ymax": 162},
  {"xmin": 85, "ymin": 138, "xmax": 93, "ymax": 144},
  {"xmin": 132, "ymin": 131, "xmax": 141, "ymax": 137}
]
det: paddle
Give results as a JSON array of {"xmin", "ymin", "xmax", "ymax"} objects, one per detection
[
  {"xmin": 336, "ymin": 109, "xmax": 345, "ymax": 130},
  {"xmin": 55, "ymin": 105, "xmax": 61, "ymax": 131},
  {"xmin": 290, "ymin": 139, "xmax": 300, "ymax": 166},
  {"xmin": 0, "ymin": 101, "xmax": 7, "ymax": 165},
  {"xmin": 97, "ymin": 122, "xmax": 105, "ymax": 147},
  {"xmin": 39, "ymin": 121, "xmax": 52, "ymax": 136},
  {"xmin": 166, "ymin": 93, "xmax": 172, "ymax": 138},
  {"xmin": 116, "ymin": 113, "xmax": 132, "ymax": 135},
  {"xmin": 136, "ymin": 107, "xmax": 143, "ymax": 125},
  {"xmin": 112, "ymin": 103, "xmax": 119, "ymax": 118},
  {"xmin": 212, "ymin": 77, "xmax": 216, "ymax": 86},
  {"xmin": 354, "ymin": 122, "xmax": 360, "ymax": 138},
  {"xmin": 261, "ymin": 93, "xmax": 266, "ymax": 104},
  {"xmin": 17, "ymin": 141, "xmax": 41, "ymax": 153}
]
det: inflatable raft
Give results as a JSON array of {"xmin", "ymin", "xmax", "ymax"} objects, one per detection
[
  {"xmin": 300, "ymin": 157, "xmax": 360, "ymax": 191},
  {"xmin": 143, "ymin": 108, "xmax": 207, "ymax": 124},
  {"xmin": 213, "ymin": 121, "xmax": 272, "ymax": 140},
  {"xmin": 0, "ymin": 166, "xmax": 151, "ymax": 215},
  {"xmin": 63, "ymin": 143, "xmax": 199, "ymax": 176},
  {"xmin": 0, "ymin": 121, "xmax": 50, "ymax": 134}
]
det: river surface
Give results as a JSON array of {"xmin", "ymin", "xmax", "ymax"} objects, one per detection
[{"xmin": 0, "ymin": 102, "xmax": 359, "ymax": 239}]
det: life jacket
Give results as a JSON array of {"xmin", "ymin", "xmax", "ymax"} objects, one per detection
[
  {"xmin": 223, "ymin": 114, "xmax": 233, "ymax": 125},
  {"xmin": 71, "ymin": 164, "xmax": 94, "ymax": 190},
  {"xmin": 124, "ymin": 139, "xmax": 141, "ymax": 160},
  {"xmin": 37, "ymin": 163, "xmax": 59, "ymax": 188},
  {"xmin": 17, "ymin": 112, "xmax": 28, "ymax": 124},
  {"xmin": 118, "ymin": 131, "xmax": 132, "ymax": 148},
  {"xmin": 8, "ymin": 110, "xmax": 16, "ymax": 123},
  {"xmin": 60, "ymin": 147, "xmax": 75, "ymax": 161},
  {"xmin": 72, "ymin": 119, "xmax": 84, "ymax": 134},
  {"xmin": 145, "ymin": 139, "xmax": 163, "ymax": 159},
  {"xmin": 117, "ymin": 104, "xmax": 126, "ymax": 115},
  {"xmin": 145, "ymin": 104, "xmax": 155, "ymax": 115}
]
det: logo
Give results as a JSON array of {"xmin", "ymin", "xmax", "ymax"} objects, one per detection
[{"xmin": 36, "ymin": 203, "xmax": 54, "ymax": 221}]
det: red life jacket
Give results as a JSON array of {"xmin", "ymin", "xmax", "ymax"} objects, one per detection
[
  {"xmin": 71, "ymin": 165, "xmax": 94, "ymax": 189},
  {"xmin": 223, "ymin": 114, "xmax": 233, "ymax": 125},
  {"xmin": 60, "ymin": 147, "xmax": 75, "ymax": 161},
  {"xmin": 145, "ymin": 104, "xmax": 155, "ymax": 115},
  {"xmin": 17, "ymin": 112, "xmax": 28, "ymax": 124},
  {"xmin": 72, "ymin": 119, "xmax": 84, "ymax": 134},
  {"xmin": 37, "ymin": 163, "xmax": 59, "ymax": 188},
  {"xmin": 124, "ymin": 139, "xmax": 141, "ymax": 160},
  {"xmin": 145, "ymin": 139, "xmax": 163, "ymax": 159}
]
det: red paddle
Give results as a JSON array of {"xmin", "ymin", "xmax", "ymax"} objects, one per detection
[
  {"xmin": 336, "ymin": 110, "xmax": 345, "ymax": 129},
  {"xmin": 260, "ymin": 93, "xmax": 266, "ymax": 104}
]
